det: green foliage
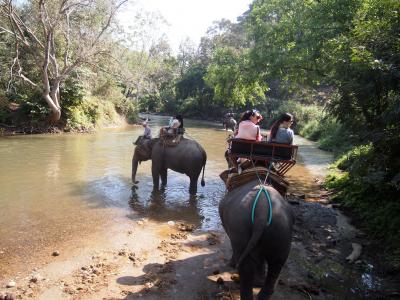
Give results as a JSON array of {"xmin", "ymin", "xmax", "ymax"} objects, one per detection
[
  {"xmin": 0, "ymin": 110, "xmax": 7, "ymax": 124},
  {"xmin": 179, "ymin": 97, "xmax": 202, "ymax": 117},
  {"xmin": 326, "ymin": 139, "xmax": 400, "ymax": 263},
  {"xmin": 205, "ymin": 47, "xmax": 267, "ymax": 107},
  {"xmin": 334, "ymin": 144, "xmax": 374, "ymax": 171},
  {"xmin": 113, "ymin": 97, "xmax": 138, "ymax": 124},
  {"xmin": 64, "ymin": 96, "xmax": 122, "ymax": 131},
  {"xmin": 60, "ymin": 75, "xmax": 86, "ymax": 110}
]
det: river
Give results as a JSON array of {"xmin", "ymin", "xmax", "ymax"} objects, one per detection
[{"xmin": 0, "ymin": 116, "xmax": 332, "ymax": 278}]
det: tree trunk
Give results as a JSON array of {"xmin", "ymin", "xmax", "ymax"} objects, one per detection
[{"xmin": 43, "ymin": 92, "xmax": 61, "ymax": 122}]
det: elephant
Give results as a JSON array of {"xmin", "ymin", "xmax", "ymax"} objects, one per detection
[
  {"xmin": 132, "ymin": 136, "xmax": 207, "ymax": 195},
  {"xmin": 219, "ymin": 179, "xmax": 294, "ymax": 300},
  {"xmin": 222, "ymin": 117, "xmax": 237, "ymax": 131}
]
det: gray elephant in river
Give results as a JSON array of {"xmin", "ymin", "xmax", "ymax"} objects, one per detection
[
  {"xmin": 219, "ymin": 179, "xmax": 294, "ymax": 300},
  {"xmin": 132, "ymin": 136, "xmax": 207, "ymax": 195},
  {"xmin": 223, "ymin": 117, "xmax": 237, "ymax": 131}
]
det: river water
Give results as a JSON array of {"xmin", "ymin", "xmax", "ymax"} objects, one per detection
[{"xmin": 12, "ymin": 116, "xmax": 392, "ymax": 298}]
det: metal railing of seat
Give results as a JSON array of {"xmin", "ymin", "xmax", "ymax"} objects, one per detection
[{"xmin": 228, "ymin": 138, "xmax": 298, "ymax": 177}]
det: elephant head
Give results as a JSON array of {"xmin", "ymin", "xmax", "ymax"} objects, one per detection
[{"xmin": 131, "ymin": 137, "xmax": 158, "ymax": 183}]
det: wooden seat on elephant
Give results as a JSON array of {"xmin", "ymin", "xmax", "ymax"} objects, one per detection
[
  {"xmin": 219, "ymin": 167, "xmax": 289, "ymax": 197},
  {"xmin": 228, "ymin": 139, "xmax": 298, "ymax": 177},
  {"xmin": 159, "ymin": 128, "xmax": 185, "ymax": 147}
]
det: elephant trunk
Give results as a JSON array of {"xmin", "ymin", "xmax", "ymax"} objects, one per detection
[{"xmin": 131, "ymin": 156, "xmax": 139, "ymax": 184}]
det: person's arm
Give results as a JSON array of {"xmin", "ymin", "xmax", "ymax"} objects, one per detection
[
  {"xmin": 288, "ymin": 129, "xmax": 294, "ymax": 144},
  {"xmin": 256, "ymin": 126, "xmax": 262, "ymax": 141},
  {"xmin": 233, "ymin": 123, "xmax": 239, "ymax": 137}
]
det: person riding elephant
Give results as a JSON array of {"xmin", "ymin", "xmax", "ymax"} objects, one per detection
[
  {"xmin": 160, "ymin": 115, "xmax": 185, "ymax": 136},
  {"xmin": 223, "ymin": 112, "xmax": 237, "ymax": 131},
  {"xmin": 268, "ymin": 113, "xmax": 294, "ymax": 145},
  {"xmin": 132, "ymin": 136, "xmax": 206, "ymax": 195},
  {"xmin": 219, "ymin": 179, "xmax": 294, "ymax": 300},
  {"xmin": 142, "ymin": 120, "xmax": 152, "ymax": 139}
]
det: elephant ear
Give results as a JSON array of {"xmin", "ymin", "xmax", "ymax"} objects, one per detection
[
  {"xmin": 135, "ymin": 138, "xmax": 155, "ymax": 160},
  {"xmin": 134, "ymin": 136, "xmax": 143, "ymax": 145}
]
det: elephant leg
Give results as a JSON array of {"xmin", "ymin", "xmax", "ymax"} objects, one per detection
[
  {"xmin": 257, "ymin": 261, "xmax": 284, "ymax": 300},
  {"xmin": 227, "ymin": 235, "xmax": 245, "ymax": 268},
  {"xmin": 238, "ymin": 256, "xmax": 256, "ymax": 300},
  {"xmin": 228, "ymin": 255, "xmax": 236, "ymax": 268},
  {"xmin": 151, "ymin": 163, "xmax": 160, "ymax": 190},
  {"xmin": 189, "ymin": 177, "xmax": 198, "ymax": 195},
  {"xmin": 254, "ymin": 260, "xmax": 267, "ymax": 287},
  {"xmin": 160, "ymin": 168, "xmax": 167, "ymax": 187}
]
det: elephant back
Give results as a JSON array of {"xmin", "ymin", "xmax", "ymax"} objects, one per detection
[{"xmin": 220, "ymin": 167, "xmax": 289, "ymax": 197}]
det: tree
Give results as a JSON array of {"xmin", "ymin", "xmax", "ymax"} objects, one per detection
[
  {"xmin": 177, "ymin": 37, "xmax": 196, "ymax": 76},
  {"xmin": 205, "ymin": 47, "xmax": 266, "ymax": 108},
  {"xmin": 0, "ymin": 0, "xmax": 127, "ymax": 122}
]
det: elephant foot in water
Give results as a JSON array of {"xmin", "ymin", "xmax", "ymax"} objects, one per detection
[{"xmin": 131, "ymin": 180, "xmax": 139, "ymax": 190}]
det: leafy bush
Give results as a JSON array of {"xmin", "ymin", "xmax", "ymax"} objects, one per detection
[
  {"xmin": 300, "ymin": 119, "xmax": 322, "ymax": 140},
  {"xmin": 64, "ymin": 96, "xmax": 123, "ymax": 131},
  {"xmin": 112, "ymin": 96, "xmax": 138, "ymax": 124},
  {"xmin": 60, "ymin": 75, "xmax": 86, "ymax": 109},
  {"xmin": 19, "ymin": 100, "xmax": 51, "ymax": 125}
]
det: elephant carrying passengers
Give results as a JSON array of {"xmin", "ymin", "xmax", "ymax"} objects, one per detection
[{"xmin": 222, "ymin": 112, "xmax": 237, "ymax": 131}]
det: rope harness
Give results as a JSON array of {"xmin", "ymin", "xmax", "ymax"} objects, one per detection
[
  {"xmin": 251, "ymin": 186, "xmax": 273, "ymax": 225},
  {"xmin": 249, "ymin": 154, "xmax": 274, "ymax": 225}
]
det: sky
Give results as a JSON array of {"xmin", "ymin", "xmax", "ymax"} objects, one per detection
[{"xmin": 119, "ymin": 0, "xmax": 253, "ymax": 53}]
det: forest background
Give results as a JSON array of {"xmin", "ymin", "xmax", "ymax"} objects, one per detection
[{"xmin": 0, "ymin": 0, "xmax": 399, "ymax": 268}]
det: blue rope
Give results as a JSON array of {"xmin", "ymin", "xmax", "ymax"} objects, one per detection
[{"xmin": 251, "ymin": 186, "xmax": 273, "ymax": 225}]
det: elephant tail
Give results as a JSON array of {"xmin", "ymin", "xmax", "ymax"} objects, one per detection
[
  {"xmin": 201, "ymin": 151, "xmax": 206, "ymax": 187},
  {"xmin": 201, "ymin": 161, "xmax": 206, "ymax": 187},
  {"xmin": 236, "ymin": 187, "xmax": 270, "ymax": 268}
]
